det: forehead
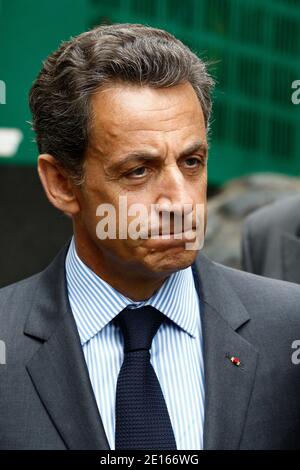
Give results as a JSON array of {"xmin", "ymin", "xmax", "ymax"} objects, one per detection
[{"xmin": 88, "ymin": 82, "xmax": 206, "ymax": 157}]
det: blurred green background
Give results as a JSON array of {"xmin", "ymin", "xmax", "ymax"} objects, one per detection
[{"xmin": 1, "ymin": 0, "xmax": 300, "ymax": 185}]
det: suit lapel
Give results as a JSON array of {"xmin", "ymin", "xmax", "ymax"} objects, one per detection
[
  {"xmin": 24, "ymin": 240, "xmax": 110, "ymax": 450},
  {"xmin": 281, "ymin": 232, "xmax": 300, "ymax": 284},
  {"xmin": 192, "ymin": 253, "xmax": 259, "ymax": 449}
]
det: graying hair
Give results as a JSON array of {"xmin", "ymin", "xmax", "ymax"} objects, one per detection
[{"xmin": 29, "ymin": 23, "xmax": 215, "ymax": 185}]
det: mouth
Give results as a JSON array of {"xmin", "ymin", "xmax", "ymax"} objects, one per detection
[
  {"xmin": 151, "ymin": 226, "xmax": 197, "ymax": 237},
  {"xmin": 143, "ymin": 228, "xmax": 198, "ymax": 250}
]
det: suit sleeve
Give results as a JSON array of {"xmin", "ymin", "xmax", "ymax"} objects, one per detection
[{"xmin": 241, "ymin": 218, "xmax": 255, "ymax": 274}]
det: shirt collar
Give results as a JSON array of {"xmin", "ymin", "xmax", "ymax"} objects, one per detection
[{"xmin": 65, "ymin": 236, "xmax": 200, "ymax": 345}]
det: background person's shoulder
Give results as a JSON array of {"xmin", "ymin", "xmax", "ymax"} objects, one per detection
[
  {"xmin": 243, "ymin": 193, "xmax": 300, "ymax": 238},
  {"xmin": 241, "ymin": 194, "xmax": 300, "ymax": 277}
]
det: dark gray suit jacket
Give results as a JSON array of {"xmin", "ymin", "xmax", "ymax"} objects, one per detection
[
  {"xmin": 241, "ymin": 194, "xmax": 300, "ymax": 283},
  {"xmin": 1, "ymin": 238, "xmax": 300, "ymax": 449}
]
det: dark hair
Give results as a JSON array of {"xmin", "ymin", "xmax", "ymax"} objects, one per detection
[{"xmin": 29, "ymin": 23, "xmax": 215, "ymax": 185}]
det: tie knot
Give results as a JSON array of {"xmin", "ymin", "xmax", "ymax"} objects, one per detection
[{"xmin": 114, "ymin": 305, "xmax": 165, "ymax": 353}]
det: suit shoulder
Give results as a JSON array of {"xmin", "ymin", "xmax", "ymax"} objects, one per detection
[
  {"xmin": 0, "ymin": 271, "xmax": 42, "ymax": 295},
  {"xmin": 215, "ymin": 260, "xmax": 300, "ymax": 296},
  {"xmin": 0, "ymin": 272, "xmax": 42, "ymax": 322},
  {"xmin": 214, "ymin": 261, "xmax": 300, "ymax": 321}
]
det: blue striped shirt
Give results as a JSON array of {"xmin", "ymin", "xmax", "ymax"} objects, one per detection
[{"xmin": 65, "ymin": 236, "xmax": 205, "ymax": 450}]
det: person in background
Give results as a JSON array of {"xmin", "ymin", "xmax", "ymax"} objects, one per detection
[{"xmin": 241, "ymin": 194, "xmax": 300, "ymax": 284}]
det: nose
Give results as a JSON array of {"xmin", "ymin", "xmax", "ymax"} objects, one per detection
[
  {"xmin": 154, "ymin": 165, "xmax": 194, "ymax": 231},
  {"xmin": 156, "ymin": 164, "xmax": 193, "ymax": 208}
]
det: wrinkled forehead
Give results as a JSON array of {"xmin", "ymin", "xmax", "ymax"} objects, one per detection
[{"xmin": 87, "ymin": 82, "xmax": 206, "ymax": 158}]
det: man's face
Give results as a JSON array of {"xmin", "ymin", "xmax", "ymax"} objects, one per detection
[{"xmin": 75, "ymin": 81, "xmax": 208, "ymax": 277}]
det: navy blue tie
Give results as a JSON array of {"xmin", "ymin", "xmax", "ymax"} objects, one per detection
[{"xmin": 114, "ymin": 305, "xmax": 177, "ymax": 450}]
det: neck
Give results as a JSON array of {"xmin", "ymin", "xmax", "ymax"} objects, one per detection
[{"xmin": 72, "ymin": 232, "xmax": 170, "ymax": 302}]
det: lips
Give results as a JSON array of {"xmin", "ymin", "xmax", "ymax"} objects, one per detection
[
  {"xmin": 145, "ymin": 228, "xmax": 198, "ymax": 248},
  {"xmin": 151, "ymin": 226, "xmax": 197, "ymax": 236}
]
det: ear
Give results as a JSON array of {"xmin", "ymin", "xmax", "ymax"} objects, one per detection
[{"xmin": 37, "ymin": 154, "xmax": 80, "ymax": 217}]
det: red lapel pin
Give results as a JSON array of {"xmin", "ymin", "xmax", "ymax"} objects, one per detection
[
  {"xmin": 230, "ymin": 356, "xmax": 241, "ymax": 366},
  {"xmin": 226, "ymin": 353, "xmax": 242, "ymax": 367}
]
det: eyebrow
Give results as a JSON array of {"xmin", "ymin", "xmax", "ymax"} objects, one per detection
[{"xmin": 108, "ymin": 140, "xmax": 208, "ymax": 173}]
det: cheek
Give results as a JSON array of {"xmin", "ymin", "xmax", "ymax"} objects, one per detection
[
  {"xmin": 84, "ymin": 194, "xmax": 102, "ymax": 224},
  {"xmin": 115, "ymin": 193, "xmax": 153, "ymax": 219},
  {"xmin": 79, "ymin": 189, "xmax": 112, "ymax": 239},
  {"xmin": 199, "ymin": 169, "xmax": 208, "ymax": 193},
  {"xmin": 191, "ymin": 172, "xmax": 207, "ymax": 199}
]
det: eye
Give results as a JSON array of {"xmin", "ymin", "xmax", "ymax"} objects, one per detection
[
  {"xmin": 126, "ymin": 166, "xmax": 149, "ymax": 178},
  {"xmin": 183, "ymin": 156, "xmax": 203, "ymax": 168}
]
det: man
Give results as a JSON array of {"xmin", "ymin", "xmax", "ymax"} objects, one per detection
[
  {"xmin": 241, "ymin": 194, "xmax": 300, "ymax": 283},
  {"xmin": 1, "ymin": 23, "xmax": 300, "ymax": 450}
]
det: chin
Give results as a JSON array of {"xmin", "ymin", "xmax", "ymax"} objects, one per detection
[{"xmin": 145, "ymin": 247, "xmax": 199, "ymax": 274}]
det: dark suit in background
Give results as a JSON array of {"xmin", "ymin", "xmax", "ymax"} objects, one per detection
[
  {"xmin": 1, "ymin": 239, "xmax": 300, "ymax": 449},
  {"xmin": 241, "ymin": 194, "xmax": 300, "ymax": 283}
]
